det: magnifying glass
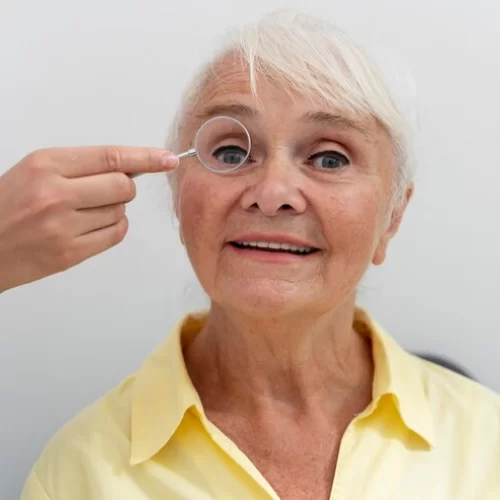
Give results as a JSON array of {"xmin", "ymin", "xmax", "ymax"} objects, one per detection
[{"xmin": 130, "ymin": 116, "xmax": 251, "ymax": 178}]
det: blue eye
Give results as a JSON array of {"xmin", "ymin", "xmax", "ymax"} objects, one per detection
[
  {"xmin": 212, "ymin": 146, "xmax": 248, "ymax": 165},
  {"xmin": 310, "ymin": 151, "xmax": 349, "ymax": 170}
]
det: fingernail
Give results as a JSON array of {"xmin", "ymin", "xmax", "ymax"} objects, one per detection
[{"xmin": 161, "ymin": 151, "xmax": 179, "ymax": 169}]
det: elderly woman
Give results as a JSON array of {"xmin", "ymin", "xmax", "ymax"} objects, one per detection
[{"xmin": 2, "ymin": 10, "xmax": 497, "ymax": 500}]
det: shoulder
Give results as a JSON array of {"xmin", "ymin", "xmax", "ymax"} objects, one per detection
[
  {"xmin": 418, "ymin": 355, "xmax": 500, "ymax": 413},
  {"xmin": 417, "ymin": 355, "xmax": 500, "ymax": 451},
  {"xmin": 22, "ymin": 373, "xmax": 138, "ymax": 499}
]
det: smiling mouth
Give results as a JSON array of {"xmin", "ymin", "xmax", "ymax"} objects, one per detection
[{"xmin": 230, "ymin": 241, "xmax": 319, "ymax": 256}]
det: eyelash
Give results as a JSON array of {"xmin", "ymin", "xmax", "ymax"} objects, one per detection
[
  {"xmin": 308, "ymin": 150, "xmax": 350, "ymax": 170},
  {"xmin": 213, "ymin": 148, "xmax": 350, "ymax": 170}
]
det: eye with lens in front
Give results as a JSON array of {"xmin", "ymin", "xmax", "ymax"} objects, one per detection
[
  {"xmin": 310, "ymin": 151, "xmax": 349, "ymax": 170},
  {"xmin": 212, "ymin": 145, "xmax": 249, "ymax": 166},
  {"xmin": 194, "ymin": 116, "xmax": 251, "ymax": 173}
]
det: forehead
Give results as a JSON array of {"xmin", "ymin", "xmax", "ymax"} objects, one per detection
[
  {"xmin": 197, "ymin": 56, "xmax": 326, "ymax": 120},
  {"xmin": 200, "ymin": 54, "xmax": 252, "ymax": 101},
  {"xmin": 185, "ymin": 54, "xmax": 388, "ymax": 144}
]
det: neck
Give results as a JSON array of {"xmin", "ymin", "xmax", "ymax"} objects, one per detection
[{"xmin": 184, "ymin": 299, "xmax": 374, "ymax": 420}]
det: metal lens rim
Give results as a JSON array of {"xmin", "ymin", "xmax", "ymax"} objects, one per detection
[{"xmin": 194, "ymin": 115, "xmax": 251, "ymax": 174}]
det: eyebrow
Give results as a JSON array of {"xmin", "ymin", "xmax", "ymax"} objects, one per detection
[
  {"xmin": 302, "ymin": 111, "xmax": 372, "ymax": 138},
  {"xmin": 196, "ymin": 104, "xmax": 372, "ymax": 138}
]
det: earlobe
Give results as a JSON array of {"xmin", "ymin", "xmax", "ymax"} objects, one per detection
[
  {"xmin": 372, "ymin": 183, "xmax": 414, "ymax": 266},
  {"xmin": 372, "ymin": 241, "xmax": 388, "ymax": 266}
]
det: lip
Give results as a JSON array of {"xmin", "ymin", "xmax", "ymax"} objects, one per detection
[
  {"xmin": 227, "ymin": 233, "xmax": 319, "ymax": 249},
  {"xmin": 227, "ymin": 244, "xmax": 319, "ymax": 263}
]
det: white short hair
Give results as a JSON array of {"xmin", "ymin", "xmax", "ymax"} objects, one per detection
[{"xmin": 166, "ymin": 9, "xmax": 417, "ymax": 206}]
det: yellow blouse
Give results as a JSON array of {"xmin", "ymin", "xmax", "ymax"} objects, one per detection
[{"xmin": 22, "ymin": 309, "xmax": 500, "ymax": 499}]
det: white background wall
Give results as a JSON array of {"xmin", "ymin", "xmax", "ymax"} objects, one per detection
[{"xmin": 1, "ymin": 0, "xmax": 499, "ymax": 497}]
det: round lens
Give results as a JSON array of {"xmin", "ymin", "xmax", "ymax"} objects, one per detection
[{"xmin": 194, "ymin": 116, "xmax": 251, "ymax": 173}]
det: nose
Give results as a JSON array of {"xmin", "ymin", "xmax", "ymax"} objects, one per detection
[{"xmin": 239, "ymin": 155, "xmax": 307, "ymax": 216}]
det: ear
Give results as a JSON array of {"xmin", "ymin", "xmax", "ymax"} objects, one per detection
[
  {"xmin": 178, "ymin": 222, "xmax": 185, "ymax": 246},
  {"xmin": 175, "ymin": 203, "xmax": 185, "ymax": 247},
  {"xmin": 170, "ymin": 183, "xmax": 185, "ymax": 246},
  {"xmin": 372, "ymin": 183, "xmax": 414, "ymax": 266}
]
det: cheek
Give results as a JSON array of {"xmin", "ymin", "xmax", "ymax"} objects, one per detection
[
  {"xmin": 178, "ymin": 172, "xmax": 217, "ymax": 253},
  {"xmin": 322, "ymin": 185, "xmax": 385, "ymax": 261},
  {"xmin": 177, "ymin": 169, "xmax": 241, "ymax": 287}
]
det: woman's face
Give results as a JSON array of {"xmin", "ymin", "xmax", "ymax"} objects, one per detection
[{"xmin": 175, "ymin": 58, "xmax": 412, "ymax": 317}]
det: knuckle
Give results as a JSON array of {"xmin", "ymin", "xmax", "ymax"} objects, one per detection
[
  {"xmin": 145, "ymin": 149, "xmax": 160, "ymax": 171},
  {"xmin": 32, "ymin": 186, "xmax": 62, "ymax": 213},
  {"xmin": 102, "ymin": 147, "xmax": 123, "ymax": 173},
  {"xmin": 40, "ymin": 216, "xmax": 64, "ymax": 241},
  {"xmin": 23, "ymin": 149, "xmax": 48, "ymax": 170}
]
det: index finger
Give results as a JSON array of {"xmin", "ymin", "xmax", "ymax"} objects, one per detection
[{"xmin": 48, "ymin": 146, "xmax": 179, "ymax": 178}]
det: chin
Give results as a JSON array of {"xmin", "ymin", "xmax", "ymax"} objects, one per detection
[{"xmin": 214, "ymin": 278, "xmax": 314, "ymax": 318}]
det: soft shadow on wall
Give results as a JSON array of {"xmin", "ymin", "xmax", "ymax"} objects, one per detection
[{"xmin": 414, "ymin": 353, "xmax": 475, "ymax": 380}]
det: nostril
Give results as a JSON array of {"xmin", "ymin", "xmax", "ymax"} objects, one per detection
[{"xmin": 244, "ymin": 202, "xmax": 298, "ymax": 215}]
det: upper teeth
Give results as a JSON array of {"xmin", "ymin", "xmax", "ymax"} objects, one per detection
[{"xmin": 235, "ymin": 241, "xmax": 314, "ymax": 253}]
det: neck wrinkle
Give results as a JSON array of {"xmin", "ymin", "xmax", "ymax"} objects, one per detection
[{"xmin": 184, "ymin": 300, "xmax": 374, "ymax": 418}]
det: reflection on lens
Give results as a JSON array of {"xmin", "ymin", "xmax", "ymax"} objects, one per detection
[{"xmin": 194, "ymin": 116, "xmax": 251, "ymax": 173}]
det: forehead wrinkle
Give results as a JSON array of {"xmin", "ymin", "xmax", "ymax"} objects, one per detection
[
  {"xmin": 186, "ymin": 60, "xmax": 386, "ymax": 150},
  {"xmin": 195, "ymin": 103, "xmax": 259, "ymax": 121},
  {"xmin": 201, "ymin": 60, "xmax": 253, "ymax": 101},
  {"xmin": 194, "ymin": 77, "xmax": 377, "ymax": 139}
]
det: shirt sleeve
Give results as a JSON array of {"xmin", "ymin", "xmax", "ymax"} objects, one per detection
[{"xmin": 21, "ymin": 470, "xmax": 51, "ymax": 500}]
